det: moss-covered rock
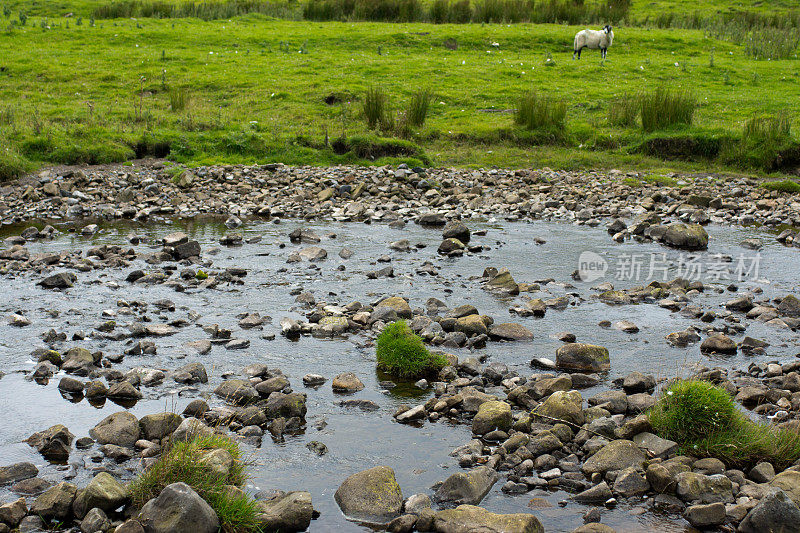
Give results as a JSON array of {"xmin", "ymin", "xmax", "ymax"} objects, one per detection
[
  {"xmin": 556, "ymin": 343, "xmax": 610, "ymax": 373},
  {"xmin": 455, "ymin": 314, "xmax": 488, "ymax": 336},
  {"xmin": 582, "ymin": 440, "xmax": 646, "ymax": 475},
  {"xmin": 534, "ymin": 390, "xmax": 584, "ymax": 426},
  {"xmin": 769, "ymin": 471, "xmax": 800, "ymax": 507},
  {"xmin": 334, "ymin": 466, "xmax": 403, "ymax": 524},
  {"xmin": 433, "ymin": 466, "xmax": 498, "ymax": 506},
  {"xmin": 662, "ymin": 223, "xmax": 709, "ymax": 250},
  {"xmin": 375, "ymin": 296, "xmax": 413, "ymax": 319},
  {"xmin": 472, "ymin": 401, "xmax": 512, "ymax": 435},
  {"xmin": 433, "ymin": 504, "xmax": 544, "ymax": 533},
  {"xmin": 486, "ymin": 269, "xmax": 519, "ymax": 295},
  {"xmin": 488, "ymin": 322, "xmax": 533, "ymax": 341},
  {"xmin": 73, "ymin": 472, "xmax": 129, "ymax": 518}
]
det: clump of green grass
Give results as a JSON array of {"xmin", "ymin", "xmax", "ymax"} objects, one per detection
[
  {"xmin": 0, "ymin": 146, "xmax": 31, "ymax": 182},
  {"xmin": 649, "ymin": 380, "xmax": 800, "ymax": 469},
  {"xmin": 640, "ymin": 87, "xmax": 697, "ymax": 132},
  {"xmin": 763, "ymin": 179, "xmax": 800, "ymax": 193},
  {"xmin": 514, "ymin": 91, "xmax": 566, "ymax": 133},
  {"xmin": 363, "ymin": 86, "xmax": 390, "ymax": 131},
  {"xmin": 649, "ymin": 380, "xmax": 737, "ymax": 442},
  {"xmin": 406, "ymin": 88, "xmax": 432, "ymax": 128},
  {"xmin": 129, "ymin": 433, "xmax": 262, "ymax": 533},
  {"xmin": 745, "ymin": 27, "xmax": 800, "ymax": 60},
  {"xmin": 94, "ymin": 0, "xmax": 301, "ymax": 21},
  {"xmin": 169, "ymin": 87, "xmax": 190, "ymax": 112},
  {"xmin": 721, "ymin": 114, "xmax": 795, "ymax": 170},
  {"xmin": 608, "ymin": 94, "xmax": 639, "ymax": 128},
  {"xmin": 376, "ymin": 320, "xmax": 448, "ymax": 378}
]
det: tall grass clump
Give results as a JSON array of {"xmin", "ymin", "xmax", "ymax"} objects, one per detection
[
  {"xmin": 94, "ymin": 0, "xmax": 302, "ymax": 21},
  {"xmin": 640, "ymin": 87, "xmax": 696, "ymax": 132},
  {"xmin": 169, "ymin": 87, "xmax": 189, "ymax": 112},
  {"xmin": 514, "ymin": 91, "xmax": 567, "ymax": 132},
  {"xmin": 363, "ymin": 86, "xmax": 390, "ymax": 131},
  {"xmin": 0, "ymin": 146, "xmax": 30, "ymax": 182},
  {"xmin": 406, "ymin": 88, "xmax": 432, "ymax": 128},
  {"xmin": 649, "ymin": 380, "xmax": 800, "ymax": 469},
  {"xmin": 608, "ymin": 93, "xmax": 639, "ymax": 128},
  {"xmin": 722, "ymin": 114, "xmax": 794, "ymax": 170},
  {"xmin": 745, "ymin": 28, "xmax": 800, "ymax": 60},
  {"xmin": 129, "ymin": 433, "xmax": 262, "ymax": 532},
  {"xmin": 376, "ymin": 320, "xmax": 447, "ymax": 378},
  {"xmin": 648, "ymin": 380, "xmax": 737, "ymax": 442}
]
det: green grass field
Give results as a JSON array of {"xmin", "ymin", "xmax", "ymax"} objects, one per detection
[{"xmin": 0, "ymin": 1, "xmax": 799, "ymax": 178}]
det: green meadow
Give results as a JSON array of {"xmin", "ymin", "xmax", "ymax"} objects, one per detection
[{"xmin": 0, "ymin": 0, "xmax": 798, "ymax": 178}]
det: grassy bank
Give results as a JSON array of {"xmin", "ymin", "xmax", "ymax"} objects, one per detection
[{"xmin": 0, "ymin": 10, "xmax": 798, "ymax": 178}]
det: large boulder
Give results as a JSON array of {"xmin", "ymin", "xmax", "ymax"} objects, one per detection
[
  {"xmin": 556, "ymin": 344, "xmax": 610, "ymax": 373},
  {"xmin": 375, "ymin": 297, "xmax": 413, "ymax": 319},
  {"xmin": 646, "ymin": 461, "xmax": 691, "ymax": 494},
  {"xmin": 81, "ymin": 507, "xmax": 112, "ymax": 533},
  {"xmin": 684, "ymin": 502, "xmax": 725, "ymax": 528},
  {"xmin": 442, "ymin": 221, "xmax": 471, "ymax": 243},
  {"xmin": 485, "ymin": 270, "xmax": 519, "ymax": 295},
  {"xmin": 39, "ymin": 272, "xmax": 77, "ymax": 289},
  {"xmin": 89, "ymin": 412, "xmax": 140, "ymax": 448},
  {"xmin": 472, "ymin": 401, "xmax": 512, "ymax": 435},
  {"xmin": 661, "ymin": 223, "xmax": 709, "ymax": 250},
  {"xmin": 0, "ymin": 462, "xmax": 38, "ymax": 485},
  {"xmin": 256, "ymin": 491, "xmax": 313, "ymax": 532},
  {"xmin": 334, "ymin": 466, "xmax": 403, "ymax": 523},
  {"xmin": 700, "ymin": 334, "xmax": 737, "ymax": 354},
  {"xmin": 139, "ymin": 413, "xmax": 183, "ymax": 441},
  {"xmin": 0, "ymin": 498, "xmax": 27, "ymax": 527},
  {"xmin": 171, "ymin": 418, "xmax": 215, "ymax": 443},
  {"xmin": 769, "ymin": 470, "xmax": 800, "ymax": 507},
  {"xmin": 535, "ymin": 390, "xmax": 584, "ymax": 426},
  {"xmin": 778, "ymin": 295, "xmax": 800, "ymax": 317},
  {"xmin": 455, "ymin": 315, "xmax": 488, "ymax": 336},
  {"xmin": 25, "ymin": 424, "xmax": 74, "ymax": 461},
  {"xmin": 31, "ymin": 482, "xmax": 78, "ymax": 520},
  {"xmin": 214, "ymin": 379, "xmax": 259, "ymax": 406},
  {"xmin": 675, "ymin": 472, "xmax": 733, "ymax": 504},
  {"xmin": 488, "ymin": 323, "xmax": 533, "ymax": 341},
  {"xmin": 433, "ymin": 466, "xmax": 498, "ymax": 506},
  {"xmin": 332, "ymin": 372, "xmax": 364, "ymax": 393},
  {"xmin": 432, "ymin": 505, "xmax": 543, "ymax": 533},
  {"xmin": 264, "ymin": 392, "xmax": 307, "ymax": 420},
  {"xmin": 138, "ymin": 482, "xmax": 219, "ymax": 533},
  {"xmin": 739, "ymin": 488, "xmax": 800, "ymax": 533},
  {"xmin": 582, "ymin": 440, "xmax": 646, "ymax": 475},
  {"xmin": 73, "ymin": 473, "xmax": 129, "ymax": 518}
]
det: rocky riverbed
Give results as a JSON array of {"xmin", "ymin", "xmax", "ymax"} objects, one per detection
[{"xmin": 1, "ymin": 162, "xmax": 800, "ymax": 532}]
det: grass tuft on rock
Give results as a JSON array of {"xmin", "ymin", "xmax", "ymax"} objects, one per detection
[
  {"xmin": 649, "ymin": 380, "xmax": 800, "ymax": 469},
  {"xmin": 376, "ymin": 320, "xmax": 447, "ymax": 379},
  {"xmin": 648, "ymin": 380, "xmax": 737, "ymax": 442},
  {"xmin": 129, "ymin": 433, "xmax": 262, "ymax": 533}
]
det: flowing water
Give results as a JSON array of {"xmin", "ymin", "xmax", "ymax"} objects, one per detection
[{"xmin": 1, "ymin": 216, "xmax": 798, "ymax": 531}]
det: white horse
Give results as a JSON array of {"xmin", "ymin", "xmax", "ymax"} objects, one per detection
[{"xmin": 573, "ymin": 25, "xmax": 614, "ymax": 60}]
